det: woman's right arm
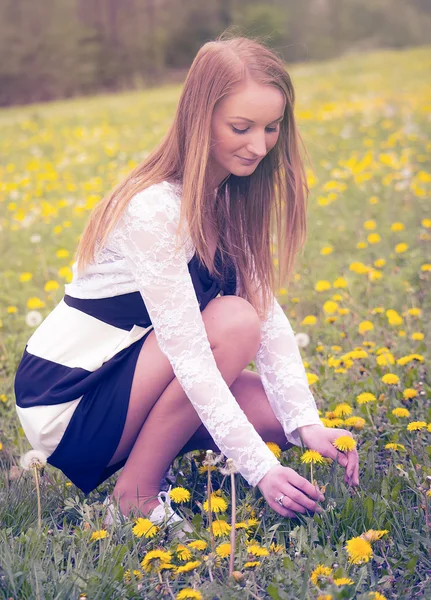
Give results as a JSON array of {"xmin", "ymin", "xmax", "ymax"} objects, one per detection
[{"xmin": 112, "ymin": 183, "xmax": 280, "ymax": 488}]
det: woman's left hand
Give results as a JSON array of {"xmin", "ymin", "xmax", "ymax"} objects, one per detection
[{"xmin": 297, "ymin": 424, "xmax": 360, "ymax": 487}]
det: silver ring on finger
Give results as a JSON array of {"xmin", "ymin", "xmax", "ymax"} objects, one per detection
[{"xmin": 275, "ymin": 494, "xmax": 285, "ymax": 507}]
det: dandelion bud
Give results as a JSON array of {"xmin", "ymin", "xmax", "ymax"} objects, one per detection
[{"xmin": 231, "ymin": 570, "xmax": 245, "ymax": 583}]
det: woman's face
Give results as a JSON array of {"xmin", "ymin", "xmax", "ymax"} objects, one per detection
[{"xmin": 209, "ymin": 79, "xmax": 285, "ymax": 188}]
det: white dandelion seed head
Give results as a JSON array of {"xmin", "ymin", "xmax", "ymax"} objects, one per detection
[
  {"xmin": 219, "ymin": 458, "xmax": 239, "ymax": 475},
  {"xmin": 30, "ymin": 234, "xmax": 41, "ymax": 243},
  {"xmin": 19, "ymin": 450, "xmax": 48, "ymax": 470},
  {"xmin": 295, "ymin": 332, "xmax": 310, "ymax": 348},
  {"xmin": 25, "ymin": 310, "xmax": 43, "ymax": 327}
]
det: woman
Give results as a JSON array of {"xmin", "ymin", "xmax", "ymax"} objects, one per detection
[{"xmin": 14, "ymin": 34, "xmax": 359, "ymax": 529}]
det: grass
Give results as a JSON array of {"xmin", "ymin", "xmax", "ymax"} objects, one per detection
[{"xmin": 0, "ymin": 44, "xmax": 430, "ymax": 599}]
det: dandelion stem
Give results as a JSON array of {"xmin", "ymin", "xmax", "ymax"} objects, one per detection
[
  {"xmin": 207, "ymin": 466, "xmax": 215, "ymax": 553},
  {"xmin": 310, "ymin": 462, "xmax": 314, "ymax": 485},
  {"xmin": 229, "ymin": 471, "xmax": 236, "ymax": 577},
  {"xmin": 163, "ymin": 572, "xmax": 175, "ymax": 600},
  {"xmin": 366, "ymin": 404, "xmax": 376, "ymax": 429},
  {"xmin": 33, "ymin": 466, "xmax": 42, "ymax": 529}
]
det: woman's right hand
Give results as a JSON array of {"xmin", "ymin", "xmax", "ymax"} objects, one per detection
[{"xmin": 257, "ymin": 464, "xmax": 325, "ymax": 518}]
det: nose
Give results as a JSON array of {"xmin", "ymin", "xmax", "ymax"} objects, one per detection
[{"xmin": 246, "ymin": 134, "xmax": 268, "ymax": 159}]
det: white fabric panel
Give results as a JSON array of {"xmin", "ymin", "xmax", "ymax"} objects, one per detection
[
  {"xmin": 16, "ymin": 398, "xmax": 82, "ymax": 456},
  {"xmin": 26, "ymin": 299, "xmax": 153, "ymax": 371}
]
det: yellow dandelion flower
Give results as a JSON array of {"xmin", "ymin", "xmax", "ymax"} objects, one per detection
[
  {"xmin": 374, "ymin": 258, "xmax": 386, "ymax": 268},
  {"xmin": 246, "ymin": 517, "xmax": 259, "ymax": 527},
  {"xmin": 323, "ymin": 300, "xmax": 338, "ymax": 314},
  {"xmin": 269, "ymin": 542, "xmax": 285, "ymax": 553},
  {"xmin": 333, "ymin": 277, "xmax": 347, "ymax": 288},
  {"xmin": 367, "ymin": 233, "xmax": 381, "ymax": 244},
  {"xmin": 317, "ymin": 595, "xmax": 333, "ymax": 600},
  {"xmin": 187, "ymin": 540, "xmax": 207, "ymax": 551},
  {"xmin": 359, "ymin": 320, "xmax": 374, "ymax": 334},
  {"xmin": 198, "ymin": 464, "xmax": 217, "ymax": 475},
  {"xmin": 426, "ymin": 490, "xmax": 431, "ymax": 498},
  {"xmin": 385, "ymin": 443, "xmax": 406, "ymax": 451},
  {"xmin": 315, "ymin": 280, "xmax": 332, "ymax": 292},
  {"xmin": 392, "ymin": 407, "xmax": 410, "ymax": 418},
  {"xmin": 362, "ymin": 529, "xmax": 389, "ymax": 542},
  {"xmin": 123, "ymin": 569, "xmax": 143, "ymax": 583},
  {"xmin": 169, "ymin": 487, "xmax": 191, "ymax": 503},
  {"xmin": 310, "ymin": 564, "xmax": 333, "ymax": 585},
  {"xmin": 324, "ymin": 418, "xmax": 345, "ymax": 428},
  {"xmin": 203, "ymin": 491, "xmax": 228, "ymax": 513},
  {"xmin": 407, "ymin": 421, "xmax": 427, "ymax": 431},
  {"xmin": 209, "ymin": 519, "xmax": 231, "ymax": 537},
  {"xmin": 333, "ymin": 436, "xmax": 357, "ymax": 452},
  {"xmin": 235, "ymin": 521, "xmax": 249, "ymax": 530},
  {"xmin": 364, "ymin": 220, "xmax": 376, "ymax": 230},
  {"xmin": 266, "ymin": 441, "xmax": 282, "ymax": 458},
  {"xmin": 300, "ymin": 450, "xmax": 325, "ymax": 464},
  {"xmin": 377, "ymin": 353, "xmax": 395, "ymax": 366},
  {"xmin": 344, "ymin": 416, "xmax": 366, "ymax": 429},
  {"xmin": 141, "ymin": 549, "xmax": 173, "ymax": 573},
  {"xmin": 176, "ymin": 544, "xmax": 193, "ymax": 561},
  {"xmin": 334, "ymin": 577, "xmax": 354, "ymax": 585},
  {"xmin": 90, "ymin": 529, "xmax": 108, "ymax": 541},
  {"xmin": 175, "ymin": 560, "xmax": 201, "ymax": 574},
  {"xmin": 215, "ymin": 542, "xmax": 231, "ymax": 557},
  {"xmin": 175, "ymin": 589, "xmax": 203, "ymax": 600},
  {"xmin": 301, "ymin": 315, "xmax": 317, "ymax": 325},
  {"xmin": 333, "ymin": 403, "xmax": 353, "ymax": 417},
  {"xmin": 395, "ymin": 243, "xmax": 408, "ymax": 253},
  {"xmin": 368, "ymin": 592, "xmax": 387, "ymax": 600},
  {"xmin": 381, "ymin": 373, "xmax": 400, "ymax": 385},
  {"xmin": 132, "ymin": 517, "xmax": 159, "ymax": 538},
  {"xmin": 345, "ymin": 536, "xmax": 373, "ymax": 564},
  {"xmin": 403, "ymin": 388, "xmax": 418, "ymax": 399},
  {"xmin": 244, "ymin": 561, "xmax": 260, "ymax": 568},
  {"xmin": 159, "ymin": 563, "xmax": 176, "ymax": 572},
  {"xmin": 357, "ymin": 392, "xmax": 376, "ymax": 404},
  {"xmin": 391, "ymin": 222, "xmax": 404, "ymax": 232},
  {"xmin": 246, "ymin": 544, "xmax": 269, "ymax": 557},
  {"xmin": 411, "ymin": 332, "xmax": 424, "ymax": 341}
]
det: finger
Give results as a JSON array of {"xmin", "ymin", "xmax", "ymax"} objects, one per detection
[
  {"xmin": 285, "ymin": 484, "xmax": 321, "ymax": 513},
  {"xmin": 345, "ymin": 448, "xmax": 358, "ymax": 485},
  {"xmin": 271, "ymin": 500, "xmax": 297, "ymax": 519},
  {"xmin": 327, "ymin": 446, "xmax": 348, "ymax": 468},
  {"xmin": 353, "ymin": 449, "xmax": 360, "ymax": 486},
  {"xmin": 288, "ymin": 472, "xmax": 325, "ymax": 501}
]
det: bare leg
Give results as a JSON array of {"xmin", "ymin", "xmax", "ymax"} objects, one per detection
[
  {"xmin": 108, "ymin": 296, "xmax": 264, "ymax": 517},
  {"xmin": 176, "ymin": 369, "xmax": 293, "ymax": 455}
]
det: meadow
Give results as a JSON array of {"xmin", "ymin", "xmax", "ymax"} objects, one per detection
[{"xmin": 0, "ymin": 45, "xmax": 430, "ymax": 599}]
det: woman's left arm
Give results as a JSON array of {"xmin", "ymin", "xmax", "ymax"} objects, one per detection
[
  {"xmin": 254, "ymin": 293, "xmax": 323, "ymax": 445},
  {"xmin": 254, "ymin": 293, "xmax": 359, "ymax": 486}
]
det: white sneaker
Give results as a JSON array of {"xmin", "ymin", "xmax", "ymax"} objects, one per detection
[
  {"xmin": 148, "ymin": 489, "xmax": 194, "ymax": 538},
  {"xmin": 102, "ymin": 489, "xmax": 193, "ymax": 538}
]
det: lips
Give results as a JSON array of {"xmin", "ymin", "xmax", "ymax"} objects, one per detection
[{"xmin": 237, "ymin": 156, "xmax": 258, "ymax": 163}]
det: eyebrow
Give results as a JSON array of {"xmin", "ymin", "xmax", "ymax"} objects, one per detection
[{"xmin": 229, "ymin": 115, "xmax": 284, "ymax": 124}]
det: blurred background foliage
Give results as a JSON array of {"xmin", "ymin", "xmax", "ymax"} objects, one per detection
[{"xmin": 1, "ymin": 0, "xmax": 430, "ymax": 107}]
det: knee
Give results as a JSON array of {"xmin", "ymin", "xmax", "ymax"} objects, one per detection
[{"xmin": 214, "ymin": 296, "xmax": 262, "ymax": 350}]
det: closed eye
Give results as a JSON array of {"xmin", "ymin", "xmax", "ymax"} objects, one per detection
[{"xmin": 231, "ymin": 126, "xmax": 279, "ymax": 135}]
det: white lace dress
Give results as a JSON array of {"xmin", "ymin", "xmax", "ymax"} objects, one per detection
[{"xmin": 13, "ymin": 180, "xmax": 323, "ymax": 493}]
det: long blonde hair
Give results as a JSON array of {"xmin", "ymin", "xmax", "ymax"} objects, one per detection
[{"xmin": 74, "ymin": 31, "xmax": 311, "ymax": 321}]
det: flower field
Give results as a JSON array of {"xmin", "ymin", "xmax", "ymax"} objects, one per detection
[{"xmin": 0, "ymin": 45, "xmax": 430, "ymax": 599}]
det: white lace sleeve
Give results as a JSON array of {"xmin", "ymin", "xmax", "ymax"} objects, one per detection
[
  {"xmin": 112, "ymin": 185, "xmax": 279, "ymax": 487},
  {"xmin": 255, "ymin": 293, "xmax": 324, "ymax": 446}
]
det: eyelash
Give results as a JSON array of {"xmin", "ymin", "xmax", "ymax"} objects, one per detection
[{"xmin": 231, "ymin": 126, "xmax": 279, "ymax": 135}]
